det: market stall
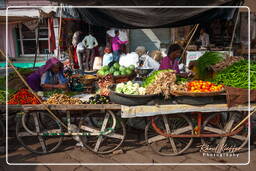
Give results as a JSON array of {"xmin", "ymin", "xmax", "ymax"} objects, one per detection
[{"xmin": 2, "ymin": 1, "xmax": 255, "ymax": 157}]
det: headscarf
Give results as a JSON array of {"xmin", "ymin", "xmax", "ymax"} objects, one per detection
[{"xmin": 36, "ymin": 57, "xmax": 62, "ymax": 76}]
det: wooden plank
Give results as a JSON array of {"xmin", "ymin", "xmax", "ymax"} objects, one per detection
[
  {"xmin": 121, "ymin": 104, "xmax": 255, "ymax": 118},
  {"xmin": 4, "ymin": 104, "xmax": 121, "ymax": 111}
]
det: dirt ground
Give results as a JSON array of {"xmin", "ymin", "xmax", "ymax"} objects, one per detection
[{"xmin": 0, "ymin": 134, "xmax": 255, "ymax": 171}]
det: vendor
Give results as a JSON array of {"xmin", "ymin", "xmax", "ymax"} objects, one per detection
[
  {"xmin": 159, "ymin": 44, "xmax": 189, "ymax": 77},
  {"xmin": 159, "ymin": 44, "xmax": 182, "ymax": 73},
  {"xmin": 102, "ymin": 47, "xmax": 113, "ymax": 66},
  {"xmin": 27, "ymin": 58, "xmax": 68, "ymax": 91}
]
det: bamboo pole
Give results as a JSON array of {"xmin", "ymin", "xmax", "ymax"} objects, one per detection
[
  {"xmin": 57, "ymin": 5, "xmax": 63, "ymax": 58},
  {"xmin": 1, "ymin": 49, "xmax": 67, "ymax": 129},
  {"xmin": 180, "ymin": 24, "xmax": 199, "ymax": 64},
  {"xmin": 229, "ymin": 10, "xmax": 240, "ymax": 53},
  {"xmin": 231, "ymin": 108, "xmax": 256, "ymax": 132},
  {"xmin": 33, "ymin": 21, "xmax": 40, "ymax": 68}
]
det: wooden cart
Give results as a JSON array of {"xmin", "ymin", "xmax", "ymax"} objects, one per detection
[{"xmin": 2, "ymin": 103, "xmax": 254, "ymax": 156}]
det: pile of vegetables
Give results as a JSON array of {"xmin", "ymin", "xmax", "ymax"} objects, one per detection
[
  {"xmin": 97, "ymin": 75, "xmax": 114, "ymax": 96},
  {"xmin": 84, "ymin": 95, "xmax": 110, "ymax": 104},
  {"xmin": 115, "ymin": 81, "xmax": 146, "ymax": 95},
  {"xmin": 196, "ymin": 52, "xmax": 224, "ymax": 80},
  {"xmin": 44, "ymin": 94, "xmax": 82, "ymax": 104},
  {"xmin": 142, "ymin": 69, "xmax": 174, "ymax": 88},
  {"xmin": 145, "ymin": 70, "xmax": 177, "ymax": 98},
  {"xmin": 187, "ymin": 80, "xmax": 224, "ymax": 93},
  {"xmin": 97, "ymin": 63, "xmax": 135, "ymax": 77},
  {"xmin": 8, "ymin": 89, "xmax": 40, "ymax": 104},
  {"xmin": 213, "ymin": 60, "xmax": 256, "ymax": 89}
]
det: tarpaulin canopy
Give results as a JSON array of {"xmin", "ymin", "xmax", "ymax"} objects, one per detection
[{"xmin": 55, "ymin": 0, "xmax": 242, "ymax": 28}]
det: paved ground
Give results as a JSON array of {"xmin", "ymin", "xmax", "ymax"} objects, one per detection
[{"xmin": 0, "ymin": 136, "xmax": 255, "ymax": 171}]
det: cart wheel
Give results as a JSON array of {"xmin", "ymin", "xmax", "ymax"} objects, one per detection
[
  {"xmin": 16, "ymin": 112, "xmax": 63, "ymax": 154},
  {"xmin": 0, "ymin": 119, "xmax": 5, "ymax": 146},
  {"xmin": 201, "ymin": 112, "xmax": 248, "ymax": 153},
  {"xmin": 79, "ymin": 110, "xmax": 126, "ymax": 154},
  {"xmin": 145, "ymin": 114, "xmax": 194, "ymax": 156}
]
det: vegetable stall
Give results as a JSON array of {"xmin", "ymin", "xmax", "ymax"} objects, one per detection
[
  {"xmin": 2, "ymin": 2, "xmax": 255, "ymax": 156},
  {"xmin": 2, "ymin": 55, "xmax": 255, "ymax": 156}
]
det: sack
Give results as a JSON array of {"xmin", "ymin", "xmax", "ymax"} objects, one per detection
[{"xmin": 225, "ymin": 86, "xmax": 256, "ymax": 107}]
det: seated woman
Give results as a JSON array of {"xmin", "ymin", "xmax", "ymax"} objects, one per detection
[
  {"xmin": 27, "ymin": 58, "xmax": 68, "ymax": 91},
  {"xmin": 159, "ymin": 44, "xmax": 188, "ymax": 77}
]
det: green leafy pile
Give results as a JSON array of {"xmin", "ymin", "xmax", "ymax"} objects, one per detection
[
  {"xmin": 212, "ymin": 60, "xmax": 256, "ymax": 89},
  {"xmin": 196, "ymin": 52, "xmax": 224, "ymax": 80},
  {"xmin": 142, "ymin": 69, "xmax": 174, "ymax": 88},
  {"xmin": 0, "ymin": 89, "xmax": 16, "ymax": 104}
]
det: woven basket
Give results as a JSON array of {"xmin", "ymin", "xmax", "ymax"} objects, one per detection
[{"xmin": 171, "ymin": 90, "xmax": 225, "ymax": 97}]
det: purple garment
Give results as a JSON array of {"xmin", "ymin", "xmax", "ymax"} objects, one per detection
[
  {"xmin": 112, "ymin": 36, "xmax": 128, "ymax": 51},
  {"xmin": 26, "ymin": 57, "xmax": 61, "ymax": 91},
  {"xmin": 159, "ymin": 56, "xmax": 180, "ymax": 73}
]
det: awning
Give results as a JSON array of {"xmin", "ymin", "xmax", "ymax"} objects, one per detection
[
  {"xmin": 55, "ymin": 0, "xmax": 242, "ymax": 28},
  {"xmin": 0, "ymin": 7, "xmax": 57, "ymax": 24}
]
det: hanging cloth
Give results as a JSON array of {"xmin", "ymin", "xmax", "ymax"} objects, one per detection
[{"xmin": 48, "ymin": 17, "xmax": 56, "ymax": 52}]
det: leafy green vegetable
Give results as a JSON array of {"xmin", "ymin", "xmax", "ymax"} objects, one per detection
[
  {"xmin": 196, "ymin": 52, "xmax": 224, "ymax": 80},
  {"xmin": 212, "ymin": 60, "xmax": 256, "ymax": 89}
]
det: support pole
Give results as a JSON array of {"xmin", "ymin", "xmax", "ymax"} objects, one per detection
[
  {"xmin": 57, "ymin": 5, "xmax": 63, "ymax": 58},
  {"xmin": 33, "ymin": 21, "xmax": 40, "ymax": 68},
  {"xmin": 1, "ymin": 49, "xmax": 67, "ymax": 129},
  {"xmin": 180, "ymin": 24, "xmax": 199, "ymax": 64},
  {"xmin": 229, "ymin": 10, "xmax": 240, "ymax": 53}
]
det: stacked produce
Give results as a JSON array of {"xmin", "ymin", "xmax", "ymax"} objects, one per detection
[
  {"xmin": 97, "ymin": 75, "xmax": 114, "ymax": 96},
  {"xmin": 187, "ymin": 80, "xmax": 224, "ymax": 93},
  {"xmin": 8, "ymin": 89, "xmax": 40, "ymax": 104},
  {"xmin": 211, "ymin": 56, "xmax": 244, "ymax": 72},
  {"xmin": 195, "ymin": 52, "xmax": 224, "ymax": 80},
  {"xmin": 97, "ymin": 63, "xmax": 135, "ymax": 77},
  {"xmin": 115, "ymin": 81, "xmax": 146, "ymax": 95},
  {"xmin": 84, "ymin": 95, "xmax": 110, "ymax": 104},
  {"xmin": 144, "ymin": 70, "xmax": 177, "ymax": 98},
  {"xmin": 44, "ymin": 94, "xmax": 83, "ymax": 104},
  {"xmin": 142, "ymin": 69, "xmax": 175, "ymax": 87},
  {"xmin": 213, "ymin": 60, "xmax": 256, "ymax": 89}
]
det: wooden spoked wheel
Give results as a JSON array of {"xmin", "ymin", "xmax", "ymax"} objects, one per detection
[
  {"xmin": 79, "ymin": 110, "xmax": 126, "ymax": 154},
  {"xmin": 145, "ymin": 114, "xmax": 194, "ymax": 156},
  {"xmin": 201, "ymin": 112, "xmax": 248, "ymax": 153},
  {"xmin": 16, "ymin": 112, "xmax": 63, "ymax": 154}
]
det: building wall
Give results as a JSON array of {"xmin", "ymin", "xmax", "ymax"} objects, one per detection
[{"xmin": 129, "ymin": 28, "xmax": 171, "ymax": 52}]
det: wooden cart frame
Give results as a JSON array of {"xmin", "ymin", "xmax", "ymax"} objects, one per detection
[{"xmin": 2, "ymin": 103, "xmax": 254, "ymax": 156}]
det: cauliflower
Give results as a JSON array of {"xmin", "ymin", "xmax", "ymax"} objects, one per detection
[{"xmin": 138, "ymin": 87, "xmax": 146, "ymax": 95}]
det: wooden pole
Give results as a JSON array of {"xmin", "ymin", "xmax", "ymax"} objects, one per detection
[
  {"xmin": 229, "ymin": 11, "xmax": 240, "ymax": 53},
  {"xmin": 180, "ymin": 24, "xmax": 199, "ymax": 64},
  {"xmin": 57, "ymin": 5, "xmax": 63, "ymax": 58},
  {"xmin": 1, "ymin": 49, "xmax": 67, "ymax": 129},
  {"xmin": 231, "ymin": 108, "xmax": 256, "ymax": 132},
  {"xmin": 33, "ymin": 22, "xmax": 40, "ymax": 68}
]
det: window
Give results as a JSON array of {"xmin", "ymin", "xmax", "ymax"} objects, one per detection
[
  {"xmin": 16, "ymin": 19, "xmax": 49, "ymax": 56},
  {"xmin": 0, "ymin": 0, "xmax": 5, "ymax": 8}
]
